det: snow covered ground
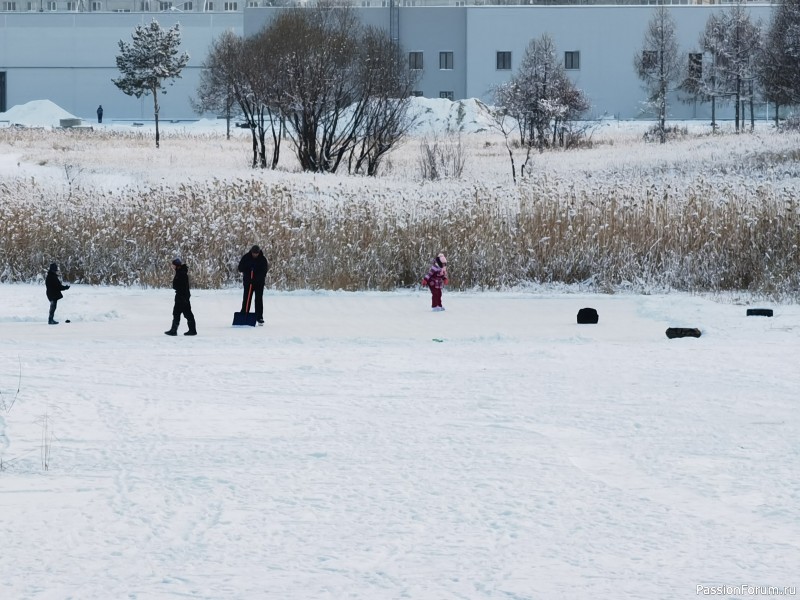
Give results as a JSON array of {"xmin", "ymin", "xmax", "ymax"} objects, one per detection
[
  {"xmin": 1, "ymin": 284, "xmax": 798, "ymax": 599},
  {"xmin": 1, "ymin": 99, "xmax": 799, "ymax": 598}
]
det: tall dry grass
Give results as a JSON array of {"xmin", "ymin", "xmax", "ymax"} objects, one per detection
[{"xmin": 2, "ymin": 126, "xmax": 800, "ymax": 295}]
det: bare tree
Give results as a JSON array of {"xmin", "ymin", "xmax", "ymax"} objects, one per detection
[
  {"xmin": 759, "ymin": 0, "xmax": 800, "ymax": 126},
  {"xmin": 194, "ymin": 30, "xmax": 284, "ymax": 169},
  {"xmin": 113, "ymin": 19, "xmax": 189, "ymax": 149},
  {"xmin": 634, "ymin": 5, "xmax": 681, "ymax": 143},
  {"xmin": 193, "ymin": 30, "xmax": 241, "ymax": 140},
  {"xmin": 242, "ymin": 32, "xmax": 285, "ymax": 170},
  {"xmin": 267, "ymin": 4, "xmax": 362, "ymax": 173},
  {"xmin": 695, "ymin": 4, "xmax": 762, "ymax": 132},
  {"xmin": 692, "ymin": 12, "xmax": 729, "ymax": 131},
  {"xmin": 485, "ymin": 105, "xmax": 519, "ymax": 183},
  {"xmin": 494, "ymin": 33, "xmax": 588, "ymax": 178},
  {"xmin": 720, "ymin": 4, "xmax": 763, "ymax": 132},
  {"xmin": 240, "ymin": 3, "xmax": 416, "ymax": 175},
  {"xmin": 348, "ymin": 26, "xmax": 418, "ymax": 176}
]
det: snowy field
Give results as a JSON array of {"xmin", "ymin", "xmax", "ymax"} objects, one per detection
[
  {"xmin": 1, "ymin": 285, "xmax": 799, "ymax": 599},
  {"xmin": 1, "ymin": 100, "xmax": 800, "ymax": 599}
]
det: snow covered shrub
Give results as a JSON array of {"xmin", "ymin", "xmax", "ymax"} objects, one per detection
[
  {"xmin": 642, "ymin": 124, "xmax": 689, "ymax": 143},
  {"xmin": 417, "ymin": 133, "xmax": 466, "ymax": 181},
  {"xmin": 778, "ymin": 115, "xmax": 800, "ymax": 132}
]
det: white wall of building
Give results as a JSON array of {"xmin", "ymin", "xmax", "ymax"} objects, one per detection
[
  {"xmin": 0, "ymin": 13, "xmax": 241, "ymax": 120},
  {"xmin": 247, "ymin": 4, "xmax": 776, "ymax": 121},
  {"xmin": 0, "ymin": 5, "xmax": 779, "ymax": 121},
  {"xmin": 466, "ymin": 5, "xmax": 774, "ymax": 120}
]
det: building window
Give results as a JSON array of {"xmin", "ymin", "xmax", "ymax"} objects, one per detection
[
  {"xmin": 2, "ymin": 2, "xmax": 17, "ymax": 9},
  {"xmin": 91, "ymin": 1, "xmax": 102, "ymax": 9},
  {"xmin": 411, "ymin": 90, "xmax": 424, "ymax": 97},
  {"xmin": 439, "ymin": 52, "xmax": 453, "ymax": 70},
  {"xmin": 496, "ymin": 51, "xmax": 511, "ymax": 71},
  {"xmin": 439, "ymin": 91, "xmax": 454, "ymax": 101},
  {"xmin": 47, "ymin": 0, "xmax": 56, "ymax": 8},
  {"xmin": 565, "ymin": 51, "xmax": 580, "ymax": 70},
  {"xmin": 248, "ymin": 0, "xmax": 258, "ymax": 5},
  {"xmin": 159, "ymin": 1, "xmax": 172, "ymax": 9},
  {"xmin": 409, "ymin": 52, "xmax": 423, "ymax": 71},
  {"xmin": 688, "ymin": 52, "xmax": 702, "ymax": 80},
  {"xmin": 223, "ymin": 1, "xmax": 236, "ymax": 9},
  {"xmin": 204, "ymin": 1, "xmax": 213, "ymax": 9}
]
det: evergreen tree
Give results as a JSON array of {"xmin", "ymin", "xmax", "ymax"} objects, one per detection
[{"xmin": 114, "ymin": 20, "xmax": 190, "ymax": 149}]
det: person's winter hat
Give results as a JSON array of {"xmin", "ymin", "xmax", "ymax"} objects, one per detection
[
  {"xmin": 172, "ymin": 258, "xmax": 182, "ymax": 266},
  {"xmin": 250, "ymin": 245, "xmax": 261, "ymax": 254},
  {"xmin": 435, "ymin": 253, "xmax": 447, "ymax": 267},
  {"xmin": 49, "ymin": 263, "xmax": 58, "ymax": 272}
]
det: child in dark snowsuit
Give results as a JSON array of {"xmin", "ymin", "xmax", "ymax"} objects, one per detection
[
  {"xmin": 421, "ymin": 253, "xmax": 448, "ymax": 311},
  {"xmin": 45, "ymin": 263, "xmax": 70, "ymax": 325},
  {"xmin": 165, "ymin": 258, "xmax": 197, "ymax": 336}
]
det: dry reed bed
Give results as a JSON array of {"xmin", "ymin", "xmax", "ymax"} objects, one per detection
[{"xmin": 2, "ymin": 168, "xmax": 799, "ymax": 294}]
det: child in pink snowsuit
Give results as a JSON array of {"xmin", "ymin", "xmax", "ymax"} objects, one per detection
[{"xmin": 421, "ymin": 253, "xmax": 448, "ymax": 311}]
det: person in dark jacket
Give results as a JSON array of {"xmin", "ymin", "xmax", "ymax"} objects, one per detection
[
  {"xmin": 237, "ymin": 245, "xmax": 269, "ymax": 324},
  {"xmin": 45, "ymin": 262, "xmax": 70, "ymax": 325},
  {"xmin": 165, "ymin": 258, "xmax": 197, "ymax": 336},
  {"xmin": 96, "ymin": 105, "xmax": 103, "ymax": 123}
]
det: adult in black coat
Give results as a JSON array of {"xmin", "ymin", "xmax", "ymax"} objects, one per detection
[
  {"xmin": 45, "ymin": 262, "xmax": 70, "ymax": 325},
  {"xmin": 237, "ymin": 245, "xmax": 269, "ymax": 324},
  {"xmin": 165, "ymin": 258, "xmax": 197, "ymax": 336}
]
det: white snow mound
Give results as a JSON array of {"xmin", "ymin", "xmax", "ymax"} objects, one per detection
[
  {"xmin": 406, "ymin": 97, "xmax": 496, "ymax": 135},
  {"xmin": 0, "ymin": 99, "xmax": 80, "ymax": 128}
]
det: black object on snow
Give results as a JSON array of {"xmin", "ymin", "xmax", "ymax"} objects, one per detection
[{"xmin": 666, "ymin": 327, "xmax": 701, "ymax": 339}]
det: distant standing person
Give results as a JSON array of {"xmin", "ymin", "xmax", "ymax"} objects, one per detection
[
  {"xmin": 237, "ymin": 245, "xmax": 269, "ymax": 324},
  {"xmin": 96, "ymin": 105, "xmax": 103, "ymax": 123},
  {"xmin": 421, "ymin": 253, "xmax": 448, "ymax": 311},
  {"xmin": 165, "ymin": 258, "xmax": 197, "ymax": 336},
  {"xmin": 45, "ymin": 262, "xmax": 70, "ymax": 325}
]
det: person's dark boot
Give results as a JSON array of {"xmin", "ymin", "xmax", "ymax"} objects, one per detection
[
  {"xmin": 48, "ymin": 318, "xmax": 59, "ymax": 325},
  {"xmin": 164, "ymin": 318, "xmax": 179, "ymax": 336},
  {"xmin": 184, "ymin": 318, "xmax": 197, "ymax": 336}
]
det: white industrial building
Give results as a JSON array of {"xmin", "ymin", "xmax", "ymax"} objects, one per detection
[{"xmin": 0, "ymin": 1, "xmax": 777, "ymax": 122}]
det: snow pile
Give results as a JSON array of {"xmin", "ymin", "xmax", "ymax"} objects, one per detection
[
  {"xmin": 406, "ymin": 97, "xmax": 497, "ymax": 135},
  {"xmin": 0, "ymin": 99, "xmax": 80, "ymax": 128},
  {"xmin": 0, "ymin": 97, "xmax": 498, "ymax": 135}
]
